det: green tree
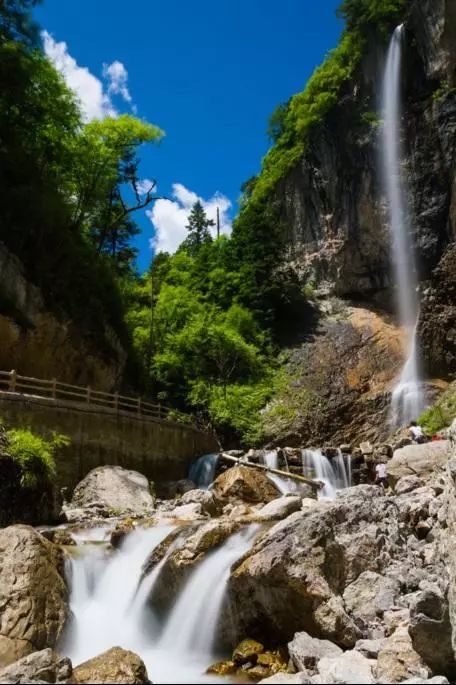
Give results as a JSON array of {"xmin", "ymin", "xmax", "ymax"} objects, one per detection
[{"xmin": 182, "ymin": 201, "xmax": 215, "ymax": 255}]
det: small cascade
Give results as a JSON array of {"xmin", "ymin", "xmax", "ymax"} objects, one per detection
[
  {"xmin": 189, "ymin": 453, "xmax": 219, "ymax": 489},
  {"xmin": 158, "ymin": 525, "xmax": 259, "ymax": 656},
  {"xmin": 381, "ymin": 24, "xmax": 425, "ymax": 426},
  {"xmin": 301, "ymin": 449, "xmax": 351, "ymax": 499},
  {"xmin": 62, "ymin": 525, "xmax": 174, "ymax": 667},
  {"xmin": 262, "ymin": 449, "xmax": 305, "ymax": 494}
]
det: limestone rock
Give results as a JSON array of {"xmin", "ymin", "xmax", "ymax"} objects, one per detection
[
  {"xmin": 227, "ymin": 487, "xmax": 399, "ymax": 645},
  {"xmin": 179, "ymin": 488, "xmax": 222, "ymax": 516},
  {"xmin": 162, "ymin": 502, "xmax": 205, "ymax": 520},
  {"xmin": 254, "ymin": 496, "xmax": 303, "ymax": 521},
  {"xmin": 73, "ymin": 647, "xmax": 149, "ymax": 684},
  {"xmin": 287, "ymin": 631, "xmax": 342, "ymax": 671},
  {"xmin": 258, "ymin": 674, "xmax": 312, "ymax": 684},
  {"xmin": 314, "ymin": 650, "xmax": 375, "ymax": 684},
  {"xmin": 0, "ymin": 649, "xmax": 72, "ymax": 684},
  {"xmin": 387, "ymin": 442, "xmax": 451, "ymax": 484},
  {"xmin": 354, "ymin": 638, "xmax": 388, "ymax": 658},
  {"xmin": 395, "ymin": 476, "xmax": 424, "ymax": 495},
  {"xmin": 0, "ymin": 526, "xmax": 69, "ymax": 667},
  {"xmin": 343, "ymin": 571, "xmax": 400, "ymax": 623},
  {"xmin": 409, "ymin": 589, "xmax": 456, "ymax": 677},
  {"xmin": 375, "ymin": 627, "xmax": 429, "ymax": 683},
  {"xmin": 66, "ymin": 466, "xmax": 155, "ymax": 519},
  {"xmin": 212, "ymin": 466, "xmax": 281, "ymax": 504}
]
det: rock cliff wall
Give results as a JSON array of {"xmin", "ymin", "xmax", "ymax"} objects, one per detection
[
  {"xmin": 0, "ymin": 242, "xmax": 127, "ymax": 391},
  {"xmin": 276, "ymin": 0, "xmax": 456, "ymax": 305}
]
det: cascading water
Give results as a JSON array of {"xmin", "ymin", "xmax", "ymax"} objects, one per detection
[
  {"xmin": 381, "ymin": 24, "xmax": 425, "ymax": 426},
  {"xmin": 262, "ymin": 450, "xmax": 297, "ymax": 494},
  {"xmin": 61, "ymin": 525, "xmax": 175, "ymax": 666},
  {"xmin": 301, "ymin": 449, "xmax": 351, "ymax": 499},
  {"xmin": 189, "ymin": 453, "xmax": 219, "ymax": 489},
  {"xmin": 158, "ymin": 525, "xmax": 259, "ymax": 656},
  {"xmin": 62, "ymin": 523, "xmax": 259, "ymax": 684}
]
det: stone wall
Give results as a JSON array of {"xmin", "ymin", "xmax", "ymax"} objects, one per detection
[{"xmin": 0, "ymin": 393, "xmax": 219, "ymax": 493}]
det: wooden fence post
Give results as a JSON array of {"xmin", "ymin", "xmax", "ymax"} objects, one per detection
[
  {"xmin": 86, "ymin": 386, "xmax": 91, "ymax": 404},
  {"xmin": 51, "ymin": 378, "xmax": 57, "ymax": 400},
  {"xmin": 9, "ymin": 369, "xmax": 17, "ymax": 392}
]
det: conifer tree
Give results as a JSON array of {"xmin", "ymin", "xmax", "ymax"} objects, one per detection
[{"xmin": 183, "ymin": 201, "xmax": 214, "ymax": 254}]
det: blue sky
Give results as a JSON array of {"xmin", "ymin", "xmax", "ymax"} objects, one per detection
[{"xmin": 35, "ymin": 0, "xmax": 343, "ymax": 271}]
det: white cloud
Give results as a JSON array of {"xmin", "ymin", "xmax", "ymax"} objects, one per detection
[
  {"xmin": 42, "ymin": 32, "xmax": 135, "ymax": 122},
  {"xmin": 103, "ymin": 60, "xmax": 133, "ymax": 106},
  {"xmin": 148, "ymin": 183, "xmax": 232, "ymax": 254},
  {"xmin": 136, "ymin": 179, "xmax": 156, "ymax": 196}
]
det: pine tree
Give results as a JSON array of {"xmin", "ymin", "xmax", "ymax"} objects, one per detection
[{"xmin": 183, "ymin": 201, "xmax": 215, "ymax": 255}]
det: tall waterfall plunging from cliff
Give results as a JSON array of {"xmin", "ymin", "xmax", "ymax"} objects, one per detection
[{"xmin": 381, "ymin": 24, "xmax": 424, "ymax": 426}]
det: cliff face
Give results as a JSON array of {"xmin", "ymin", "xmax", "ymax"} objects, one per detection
[
  {"xmin": 0, "ymin": 243, "xmax": 127, "ymax": 390},
  {"xmin": 276, "ymin": 0, "xmax": 456, "ymax": 304}
]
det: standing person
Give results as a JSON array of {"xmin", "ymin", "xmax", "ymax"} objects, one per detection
[
  {"xmin": 375, "ymin": 461, "xmax": 388, "ymax": 489},
  {"xmin": 409, "ymin": 421, "xmax": 427, "ymax": 444}
]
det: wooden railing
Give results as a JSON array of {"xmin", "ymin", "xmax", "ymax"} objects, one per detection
[{"xmin": 0, "ymin": 370, "xmax": 193, "ymax": 426}]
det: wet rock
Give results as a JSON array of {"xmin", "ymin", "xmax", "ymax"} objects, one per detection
[
  {"xmin": 375, "ymin": 627, "xmax": 429, "ymax": 683},
  {"xmin": 40, "ymin": 529, "xmax": 76, "ymax": 547},
  {"xmin": 387, "ymin": 442, "xmax": 451, "ymax": 484},
  {"xmin": 0, "ymin": 649, "xmax": 72, "ymax": 684},
  {"xmin": 179, "ymin": 488, "xmax": 222, "ymax": 516},
  {"xmin": 232, "ymin": 638, "xmax": 265, "ymax": 665},
  {"xmin": 212, "ymin": 466, "xmax": 281, "ymax": 504},
  {"xmin": 0, "ymin": 526, "xmax": 69, "ymax": 667},
  {"xmin": 73, "ymin": 647, "xmax": 149, "ymax": 684},
  {"xmin": 65, "ymin": 466, "xmax": 155, "ymax": 520},
  {"xmin": 395, "ymin": 476, "xmax": 424, "ymax": 495},
  {"xmin": 287, "ymin": 631, "xmax": 342, "ymax": 671},
  {"xmin": 314, "ymin": 650, "xmax": 375, "ymax": 684},
  {"xmin": 110, "ymin": 519, "xmax": 135, "ymax": 549},
  {"xmin": 207, "ymin": 660, "xmax": 237, "ymax": 676},
  {"xmin": 254, "ymin": 496, "xmax": 303, "ymax": 521}
]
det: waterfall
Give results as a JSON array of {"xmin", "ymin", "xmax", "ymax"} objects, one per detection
[
  {"xmin": 381, "ymin": 24, "xmax": 424, "ymax": 426},
  {"xmin": 62, "ymin": 522, "xmax": 259, "ymax": 684},
  {"xmin": 301, "ymin": 449, "xmax": 351, "ymax": 499},
  {"xmin": 189, "ymin": 453, "xmax": 219, "ymax": 489},
  {"xmin": 61, "ymin": 525, "xmax": 175, "ymax": 666},
  {"xmin": 262, "ymin": 450, "xmax": 294, "ymax": 494},
  {"xmin": 158, "ymin": 525, "xmax": 259, "ymax": 656}
]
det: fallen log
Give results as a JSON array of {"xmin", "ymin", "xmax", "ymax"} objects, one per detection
[{"xmin": 219, "ymin": 453, "xmax": 323, "ymax": 491}]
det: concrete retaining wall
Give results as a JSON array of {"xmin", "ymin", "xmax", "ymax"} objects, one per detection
[{"xmin": 0, "ymin": 392, "xmax": 219, "ymax": 492}]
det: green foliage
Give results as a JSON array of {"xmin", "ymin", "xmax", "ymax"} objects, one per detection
[
  {"xmin": 419, "ymin": 384, "xmax": 456, "ymax": 435},
  {"xmin": 181, "ymin": 201, "xmax": 215, "ymax": 256},
  {"xmin": 5, "ymin": 428, "xmax": 69, "ymax": 488},
  {"xmin": 337, "ymin": 0, "xmax": 409, "ymax": 35}
]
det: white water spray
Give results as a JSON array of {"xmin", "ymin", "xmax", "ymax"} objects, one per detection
[
  {"xmin": 158, "ymin": 525, "xmax": 259, "ymax": 656},
  {"xmin": 381, "ymin": 24, "xmax": 424, "ymax": 426},
  {"xmin": 189, "ymin": 453, "xmax": 219, "ymax": 489},
  {"xmin": 301, "ymin": 449, "xmax": 351, "ymax": 499}
]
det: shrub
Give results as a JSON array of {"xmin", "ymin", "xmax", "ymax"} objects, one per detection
[{"xmin": 6, "ymin": 428, "xmax": 69, "ymax": 488}]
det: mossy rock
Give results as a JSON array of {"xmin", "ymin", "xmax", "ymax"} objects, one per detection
[
  {"xmin": 232, "ymin": 638, "xmax": 265, "ymax": 665},
  {"xmin": 206, "ymin": 660, "xmax": 237, "ymax": 676}
]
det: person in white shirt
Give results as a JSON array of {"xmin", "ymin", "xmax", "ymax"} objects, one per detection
[
  {"xmin": 375, "ymin": 462, "xmax": 388, "ymax": 489},
  {"xmin": 409, "ymin": 421, "xmax": 426, "ymax": 444}
]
